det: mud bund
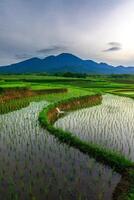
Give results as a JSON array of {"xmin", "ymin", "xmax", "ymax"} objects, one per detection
[{"xmin": 39, "ymin": 94, "xmax": 134, "ymax": 200}]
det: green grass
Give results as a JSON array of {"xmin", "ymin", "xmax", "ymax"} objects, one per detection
[
  {"xmin": 39, "ymin": 95, "xmax": 132, "ymax": 170},
  {"xmin": 39, "ymin": 94, "xmax": 134, "ymax": 200},
  {"xmin": 0, "ymin": 74, "xmax": 134, "ymax": 199},
  {"xmin": 108, "ymin": 89, "xmax": 134, "ymax": 99},
  {"xmin": 0, "ymin": 87, "xmax": 94, "ymax": 114},
  {"xmin": 0, "ymin": 74, "xmax": 133, "ymax": 89}
]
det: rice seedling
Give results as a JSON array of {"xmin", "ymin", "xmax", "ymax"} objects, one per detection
[
  {"xmin": 39, "ymin": 93, "xmax": 134, "ymax": 199},
  {"xmin": 55, "ymin": 94, "xmax": 134, "ymax": 161},
  {"xmin": 0, "ymin": 87, "xmax": 92, "ymax": 114},
  {"xmin": 0, "ymin": 100, "xmax": 120, "ymax": 199}
]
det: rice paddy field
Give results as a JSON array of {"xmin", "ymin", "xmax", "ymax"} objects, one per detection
[
  {"xmin": 0, "ymin": 101, "xmax": 120, "ymax": 200},
  {"xmin": 55, "ymin": 94, "xmax": 134, "ymax": 161},
  {"xmin": 0, "ymin": 74, "xmax": 134, "ymax": 200}
]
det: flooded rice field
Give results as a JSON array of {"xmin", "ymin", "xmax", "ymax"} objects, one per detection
[
  {"xmin": 55, "ymin": 94, "xmax": 134, "ymax": 161},
  {"xmin": 0, "ymin": 101, "xmax": 120, "ymax": 200}
]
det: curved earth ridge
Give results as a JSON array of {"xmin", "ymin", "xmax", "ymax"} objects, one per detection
[
  {"xmin": 0, "ymin": 100, "xmax": 120, "ymax": 200},
  {"xmin": 55, "ymin": 94, "xmax": 134, "ymax": 161},
  {"xmin": 39, "ymin": 94, "xmax": 134, "ymax": 200}
]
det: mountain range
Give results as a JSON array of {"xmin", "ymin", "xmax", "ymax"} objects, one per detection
[{"xmin": 0, "ymin": 53, "xmax": 134, "ymax": 74}]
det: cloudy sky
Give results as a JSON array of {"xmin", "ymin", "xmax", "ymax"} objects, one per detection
[{"xmin": 0, "ymin": 0, "xmax": 134, "ymax": 66}]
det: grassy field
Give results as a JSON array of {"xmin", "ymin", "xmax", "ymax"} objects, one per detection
[
  {"xmin": 0, "ymin": 74, "xmax": 133, "ymax": 94},
  {"xmin": 0, "ymin": 74, "xmax": 133, "ymax": 114},
  {"xmin": 0, "ymin": 74, "xmax": 134, "ymax": 199}
]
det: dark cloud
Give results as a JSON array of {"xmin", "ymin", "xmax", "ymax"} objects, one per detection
[
  {"xmin": 104, "ymin": 46, "xmax": 121, "ymax": 52},
  {"xmin": 108, "ymin": 42, "xmax": 121, "ymax": 47},
  {"xmin": 103, "ymin": 42, "xmax": 122, "ymax": 52},
  {"xmin": 14, "ymin": 45, "xmax": 67, "ymax": 60},
  {"xmin": 37, "ymin": 45, "xmax": 67, "ymax": 54},
  {"xmin": 0, "ymin": 0, "xmax": 129, "ymax": 65},
  {"xmin": 15, "ymin": 54, "xmax": 32, "ymax": 60}
]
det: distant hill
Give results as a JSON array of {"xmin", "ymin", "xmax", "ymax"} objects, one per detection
[{"xmin": 0, "ymin": 53, "xmax": 134, "ymax": 74}]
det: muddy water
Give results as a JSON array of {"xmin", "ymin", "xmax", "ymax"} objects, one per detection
[{"xmin": 0, "ymin": 101, "xmax": 120, "ymax": 200}]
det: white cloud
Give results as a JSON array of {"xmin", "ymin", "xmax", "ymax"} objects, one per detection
[{"xmin": 0, "ymin": 0, "xmax": 134, "ymax": 66}]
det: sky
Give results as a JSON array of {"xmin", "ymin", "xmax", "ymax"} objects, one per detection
[{"xmin": 0, "ymin": 0, "xmax": 134, "ymax": 66}]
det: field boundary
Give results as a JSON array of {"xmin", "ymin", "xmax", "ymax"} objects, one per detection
[
  {"xmin": 39, "ymin": 94, "xmax": 134, "ymax": 200},
  {"xmin": 0, "ymin": 88, "xmax": 68, "ymax": 114},
  {"xmin": 0, "ymin": 88, "xmax": 68, "ymax": 103},
  {"xmin": 107, "ymin": 90, "xmax": 134, "ymax": 100}
]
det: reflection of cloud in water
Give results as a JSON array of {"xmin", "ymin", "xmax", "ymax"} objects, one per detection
[
  {"xmin": 0, "ymin": 101, "xmax": 120, "ymax": 200},
  {"xmin": 55, "ymin": 94, "xmax": 134, "ymax": 161}
]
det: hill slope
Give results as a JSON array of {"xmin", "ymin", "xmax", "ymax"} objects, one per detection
[{"xmin": 0, "ymin": 53, "xmax": 134, "ymax": 74}]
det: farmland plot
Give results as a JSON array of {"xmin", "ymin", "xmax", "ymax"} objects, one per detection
[
  {"xmin": 55, "ymin": 94, "xmax": 134, "ymax": 161},
  {"xmin": 0, "ymin": 101, "xmax": 120, "ymax": 200}
]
